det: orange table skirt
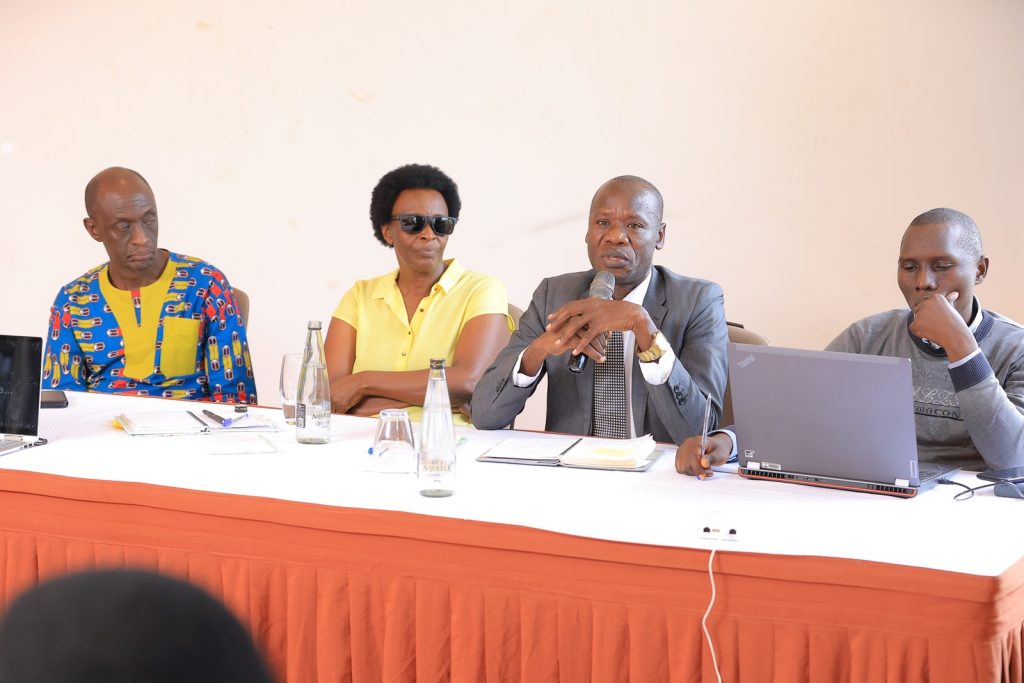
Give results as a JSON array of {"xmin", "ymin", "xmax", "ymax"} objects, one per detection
[{"xmin": 0, "ymin": 469, "xmax": 1020, "ymax": 682}]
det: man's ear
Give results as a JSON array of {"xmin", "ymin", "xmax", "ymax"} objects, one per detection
[
  {"xmin": 83, "ymin": 217, "xmax": 102, "ymax": 242},
  {"xmin": 381, "ymin": 224, "xmax": 394, "ymax": 246},
  {"xmin": 655, "ymin": 222, "xmax": 667, "ymax": 250},
  {"xmin": 975, "ymin": 255, "xmax": 990, "ymax": 285}
]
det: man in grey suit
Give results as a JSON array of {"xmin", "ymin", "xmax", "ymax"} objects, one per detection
[{"xmin": 470, "ymin": 176, "xmax": 728, "ymax": 443}]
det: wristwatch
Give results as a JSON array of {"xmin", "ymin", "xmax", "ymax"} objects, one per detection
[{"xmin": 637, "ymin": 330, "xmax": 671, "ymax": 363}]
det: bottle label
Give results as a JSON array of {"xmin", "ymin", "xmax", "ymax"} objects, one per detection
[{"xmin": 295, "ymin": 403, "xmax": 306, "ymax": 428}]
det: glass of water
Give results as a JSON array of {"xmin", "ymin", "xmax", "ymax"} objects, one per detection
[
  {"xmin": 279, "ymin": 352, "xmax": 303, "ymax": 424},
  {"xmin": 372, "ymin": 409, "xmax": 417, "ymax": 474}
]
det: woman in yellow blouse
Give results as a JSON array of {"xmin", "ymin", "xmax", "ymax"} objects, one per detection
[{"xmin": 324, "ymin": 164, "xmax": 513, "ymax": 424}]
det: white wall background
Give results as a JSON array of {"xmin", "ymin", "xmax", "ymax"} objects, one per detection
[{"xmin": 2, "ymin": 0, "xmax": 1022, "ymax": 430}]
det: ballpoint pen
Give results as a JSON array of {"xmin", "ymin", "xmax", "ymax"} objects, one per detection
[
  {"xmin": 202, "ymin": 409, "xmax": 249, "ymax": 428},
  {"xmin": 699, "ymin": 398, "xmax": 713, "ymax": 472},
  {"xmin": 696, "ymin": 401, "xmax": 712, "ymax": 454},
  {"xmin": 186, "ymin": 410, "xmax": 209, "ymax": 428}
]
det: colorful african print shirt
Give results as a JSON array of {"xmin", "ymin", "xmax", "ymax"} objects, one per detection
[{"xmin": 43, "ymin": 252, "xmax": 256, "ymax": 403}]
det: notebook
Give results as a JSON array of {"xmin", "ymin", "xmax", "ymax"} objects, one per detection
[
  {"xmin": 477, "ymin": 434, "xmax": 661, "ymax": 471},
  {"xmin": 728, "ymin": 342, "xmax": 958, "ymax": 498},
  {"xmin": 0, "ymin": 335, "xmax": 44, "ymax": 456}
]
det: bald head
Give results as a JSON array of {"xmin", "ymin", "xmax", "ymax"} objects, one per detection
[
  {"xmin": 82, "ymin": 167, "xmax": 165, "ymax": 288},
  {"xmin": 591, "ymin": 175, "xmax": 664, "ymax": 223},
  {"xmin": 84, "ymin": 167, "xmax": 152, "ymax": 218},
  {"xmin": 906, "ymin": 207, "xmax": 983, "ymax": 262}
]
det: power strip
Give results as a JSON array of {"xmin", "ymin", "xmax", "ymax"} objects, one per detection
[{"xmin": 700, "ymin": 511, "xmax": 739, "ymax": 542}]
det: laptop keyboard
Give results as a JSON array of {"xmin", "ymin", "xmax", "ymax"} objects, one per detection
[{"xmin": 0, "ymin": 438, "xmax": 26, "ymax": 455}]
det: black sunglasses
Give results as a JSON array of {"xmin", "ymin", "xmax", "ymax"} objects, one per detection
[{"xmin": 391, "ymin": 214, "xmax": 458, "ymax": 236}]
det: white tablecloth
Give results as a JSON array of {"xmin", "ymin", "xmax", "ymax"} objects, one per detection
[{"xmin": 4, "ymin": 392, "xmax": 1022, "ymax": 576}]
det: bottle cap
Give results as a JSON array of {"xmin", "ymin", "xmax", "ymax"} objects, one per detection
[
  {"xmin": 307, "ymin": 320, "xmax": 322, "ymax": 330},
  {"xmin": 429, "ymin": 358, "xmax": 445, "ymax": 369}
]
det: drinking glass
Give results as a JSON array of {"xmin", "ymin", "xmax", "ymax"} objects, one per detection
[
  {"xmin": 279, "ymin": 353, "xmax": 303, "ymax": 424},
  {"xmin": 371, "ymin": 409, "xmax": 417, "ymax": 474}
]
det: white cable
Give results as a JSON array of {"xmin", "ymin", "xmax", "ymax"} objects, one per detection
[{"xmin": 701, "ymin": 547, "xmax": 724, "ymax": 683}]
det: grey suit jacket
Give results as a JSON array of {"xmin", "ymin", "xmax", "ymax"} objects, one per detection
[{"xmin": 470, "ymin": 266, "xmax": 728, "ymax": 443}]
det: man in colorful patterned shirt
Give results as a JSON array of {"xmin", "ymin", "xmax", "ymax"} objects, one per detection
[{"xmin": 43, "ymin": 167, "xmax": 256, "ymax": 403}]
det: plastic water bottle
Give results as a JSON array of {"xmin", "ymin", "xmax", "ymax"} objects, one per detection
[
  {"xmin": 419, "ymin": 358, "xmax": 456, "ymax": 497},
  {"xmin": 295, "ymin": 320, "xmax": 331, "ymax": 444}
]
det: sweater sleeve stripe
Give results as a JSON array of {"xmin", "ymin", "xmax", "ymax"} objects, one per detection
[{"xmin": 949, "ymin": 352, "xmax": 994, "ymax": 392}]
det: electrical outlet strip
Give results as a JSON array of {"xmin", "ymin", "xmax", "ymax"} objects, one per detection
[{"xmin": 700, "ymin": 511, "xmax": 739, "ymax": 542}]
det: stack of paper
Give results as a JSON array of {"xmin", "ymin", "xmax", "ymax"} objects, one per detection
[
  {"xmin": 195, "ymin": 411, "xmax": 278, "ymax": 432},
  {"xmin": 559, "ymin": 435, "xmax": 658, "ymax": 469},
  {"xmin": 115, "ymin": 410, "xmax": 279, "ymax": 436},
  {"xmin": 115, "ymin": 411, "xmax": 209, "ymax": 436}
]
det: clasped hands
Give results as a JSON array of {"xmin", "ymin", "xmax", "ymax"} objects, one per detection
[{"xmin": 521, "ymin": 298, "xmax": 656, "ymax": 376}]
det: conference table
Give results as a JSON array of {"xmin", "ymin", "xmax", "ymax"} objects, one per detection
[{"xmin": 0, "ymin": 393, "xmax": 1021, "ymax": 682}]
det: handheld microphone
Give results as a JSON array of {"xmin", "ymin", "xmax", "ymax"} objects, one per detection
[{"xmin": 567, "ymin": 270, "xmax": 616, "ymax": 374}]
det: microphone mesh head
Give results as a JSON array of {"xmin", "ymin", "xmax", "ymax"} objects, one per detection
[{"xmin": 589, "ymin": 270, "xmax": 616, "ymax": 300}]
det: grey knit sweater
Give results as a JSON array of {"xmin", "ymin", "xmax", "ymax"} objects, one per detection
[{"xmin": 826, "ymin": 301, "xmax": 1024, "ymax": 471}]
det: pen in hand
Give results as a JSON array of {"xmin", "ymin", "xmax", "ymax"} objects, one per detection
[{"xmin": 698, "ymin": 398, "xmax": 713, "ymax": 479}]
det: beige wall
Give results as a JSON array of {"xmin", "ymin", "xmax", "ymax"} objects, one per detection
[{"xmin": 2, "ymin": 0, "xmax": 1022, "ymax": 430}]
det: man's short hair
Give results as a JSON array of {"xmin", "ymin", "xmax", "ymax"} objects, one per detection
[
  {"xmin": 908, "ymin": 207, "xmax": 984, "ymax": 262},
  {"xmin": 593, "ymin": 175, "xmax": 664, "ymax": 221},
  {"xmin": 369, "ymin": 164, "xmax": 461, "ymax": 247},
  {"xmin": 84, "ymin": 167, "xmax": 152, "ymax": 218},
  {"xmin": 0, "ymin": 569, "xmax": 272, "ymax": 683}
]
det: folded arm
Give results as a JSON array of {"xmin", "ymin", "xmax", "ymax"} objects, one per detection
[
  {"xmin": 324, "ymin": 314, "xmax": 511, "ymax": 415},
  {"xmin": 950, "ymin": 355, "xmax": 1024, "ymax": 470}
]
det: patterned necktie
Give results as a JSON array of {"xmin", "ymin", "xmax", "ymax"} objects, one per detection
[{"xmin": 592, "ymin": 331, "xmax": 629, "ymax": 438}]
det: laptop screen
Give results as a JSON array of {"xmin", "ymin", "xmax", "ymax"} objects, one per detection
[
  {"xmin": 0, "ymin": 335, "xmax": 43, "ymax": 437},
  {"xmin": 728, "ymin": 342, "xmax": 921, "ymax": 486}
]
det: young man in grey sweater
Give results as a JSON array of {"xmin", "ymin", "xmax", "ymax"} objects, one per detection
[{"xmin": 677, "ymin": 208, "xmax": 1024, "ymax": 476}]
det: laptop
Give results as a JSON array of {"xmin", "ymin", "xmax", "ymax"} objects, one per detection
[
  {"xmin": 0, "ymin": 335, "xmax": 44, "ymax": 456},
  {"xmin": 728, "ymin": 342, "xmax": 958, "ymax": 498}
]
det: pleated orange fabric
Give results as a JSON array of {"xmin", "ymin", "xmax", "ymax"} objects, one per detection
[{"xmin": 0, "ymin": 469, "xmax": 1020, "ymax": 683}]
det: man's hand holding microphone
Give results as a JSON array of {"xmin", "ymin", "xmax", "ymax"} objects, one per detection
[{"xmin": 520, "ymin": 271, "xmax": 659, "ymax": 375}]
